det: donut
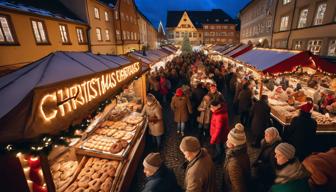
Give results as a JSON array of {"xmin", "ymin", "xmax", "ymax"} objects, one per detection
[
  {"xmin": 118, "ymin": 139, "xmax": 128, "ymax": 148},
  {"xmin": 100, "ymin": 177, "xmax": 112, "ymax": 192},
  {"xmin": 110, "ymin": 143, "xmax": 123, "ymax": 154},
  {"xmin": 91, "ymin": 171, "xmax": 103, "ymax": 179},
  {"xmin": 106, "ymin": 167, "xmax": 116, "ymax": 177},
  {"xmin": 65, "ymin": 182, "xmax": 78, "ymax": 192},
  {"xmin": 88, "ymin": 179, "xmax": 101, "ymax": 191},
  {"xmin": 78, "ymin": 175, "xmax": 90, "ymax": 188},
  {"xmin": 110, "ymin": 161, "xmax": 119, "ymax": 169},
  {"xmin": 92, "ymin": 162, "xmax": 103, "ymax": 171},
  {"xmin": 99, "ymin": 173, "xmax": 110, "ymax": 182},
  {"xmin": 83, "ymin": 187, "xmax": 96, "ymax": 192}
]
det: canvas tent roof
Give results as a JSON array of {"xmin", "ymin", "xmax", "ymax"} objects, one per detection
[
  {"xmin": 225, "ymin": 44, "xmax": 252, "ymax": 58},
  {"xmin": 235, "ymin": 48, "xmax": 336, "ymax": 74},
  {"xmin": 0, "ymin": 51, "xmax": 144, "ymax": 143}
]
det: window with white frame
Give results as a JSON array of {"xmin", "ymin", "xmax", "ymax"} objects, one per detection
[
  {"xmin": 127, "ymin": 31, "xmax": 130, "ymax": 39},
  {"xmin": 314, "ymin": 3, "xmax": 327, "ymax": 25},
  {"xmin": 123, "ymin": 30, "xmax": 126, "ymax": 39},
  {"xmin": 280, "ymin": 16, "xmax": 289, "ymax": 31},
  {"xmin": 76, "ymin": 28, "xmax": 85, "ymax": 43},
  {"xmin": 31, "ymin": 20, "xmax": 48, "ymax": 44},
  {"xmin": 96, "ymin": 28, "xmax": 102, "ymax": 41},
  {"xmin": 175, "ymin": 31, "xmax": 179, "ymax": 38},
  {"xmin": 105, "ymin": 12, "xmax": 109, "ymax": 21},
  {"xmin": 0, "ymin": 14, "xmax": 15, "ymax": 44},
  {"xmin": 293, "ymin": 40, "xmax": 304, "ymax": 50},
  {"xmin": 210, "ymin": 26, "xmax": 215, "ymax": 30},
  {"xmin": 105, "ymin": 29, "xmax": 110, "ymax": 41},
  {"xmin": 126, "ymin": 15, "xmax": 129, "ymax": 22},
  {"xmin": 131, "ymin": 32, "xmax": 133, "ymax": 40},
  {"xmin": 307, "ymin": 40, "xmax": 322, "ymax": 55},
  {"xmin": 59, "ymin": 24, "xmax": 70, "ymax": 44},
  {"xmin": 115, "ymin": 11, "xmax": 119, "ymax": 20},
  {"xmin": 328, "ymin": 40, "xmax": 336, "ymax": 56},
  {"xmin": 116, "ymin": 30, "xmax": 121, "ymax": 40},
  {"xmin": 216, "ymin": 26, "xmax": 221, "ymax": 30},
  {"xmin": 297, "ymin": 9, "xmax": 308, "ymax": 28},
  {"xmin": 94, "ymin": 8, "xmax": 100, "ymax": 19},
  {"xmin": 203, "ymin": 25, "xmax": 208, "ymax": 29}
]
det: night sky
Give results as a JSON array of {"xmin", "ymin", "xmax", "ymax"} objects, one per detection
[{"xmin": 135, "ymin": 0, "xmax": 251, "ymax": 29}]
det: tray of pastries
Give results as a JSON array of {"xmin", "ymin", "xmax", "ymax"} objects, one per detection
[
  {"xmin": 51, "ymin": 160, "xmax": 78, "ymax": 191},
  {"xmin": 77, "ymin": 134, "xmax": 131, "ymax": 160},
  {"xmin": 123, "ymin": 115, "xmax": 144, "ymax": 125},
  {"xmin": 64, "ymin": 157, "xmax": 120, "ymax": 192}
]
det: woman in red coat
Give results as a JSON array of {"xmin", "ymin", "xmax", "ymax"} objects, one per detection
[{"xmin": 210, "ymin": 98, "xmax": 229, "ymax": 162}]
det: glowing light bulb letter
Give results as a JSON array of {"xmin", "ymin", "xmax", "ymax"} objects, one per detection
[{"xmin": 40, "ymin": 94, "xmax": 57, "ymax": 121}]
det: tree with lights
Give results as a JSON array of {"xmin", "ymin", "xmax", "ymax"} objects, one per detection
[{"xmin": 181, "ymin": 35, "xmax": 192, "ymax": 54}]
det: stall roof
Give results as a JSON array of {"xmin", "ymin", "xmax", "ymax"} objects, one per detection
[
  {"xmin": 226, "ymin": 44, "xmax": 252, "ymax": 58},
  {"xmin": 161, "ymin": 46, "xmax": 177, "ymax": 53},
  {"xmin": 221, "ymin": 44, "xmax": 242, "ymax": 54},
  {"xmin": 235, "ymin": 48, "xmax": 336, "ymax": 74},
  {"xmin": 0, "ymin": 52, "xmax": 133, "ymax": 119}
]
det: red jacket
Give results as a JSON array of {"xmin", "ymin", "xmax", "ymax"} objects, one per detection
[
  {"xmin": 159, "ymin": 78, "xmax": 169, "ymax": 95},
  {"xmin": 210, "ymin": 104, "xmax": 229, "ymax": 144}
]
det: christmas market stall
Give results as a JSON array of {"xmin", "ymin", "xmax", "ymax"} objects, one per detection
[
  {"xmin": 227, "ymin": 48, "xmax": 336, "ymax": 133},
  {"xmin": 128, "ymin": 48, "xmax": 177, "ymax": 72},
  {"xmin": 0, "ymin": 51, "xmax": 149, "ymax": 192}
]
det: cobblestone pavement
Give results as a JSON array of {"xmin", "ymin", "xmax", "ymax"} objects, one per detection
[{"xmin": 129, "ymin": 103, "xmax": 260, "ymax": 192}]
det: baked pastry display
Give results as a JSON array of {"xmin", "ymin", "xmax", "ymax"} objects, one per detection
[
  {"xmin": 112, "ymin": 130, "xmax": 126, "ymax": 139},
  {"xmin": 94, "ymin": 128, "xmax": 117, "ymax": 137},
  {"xmin": 64, "ymin": 157, "xmax": 119, "ymax": 192},
  {"xmin": 82, "ymin": 135, "xmax": 115, "ymax": 153},
  {"xmin": 124, "ymin": 115, "xmax": 143, "ymax": 125},
  {"xmin": 110, "ymin": 121, "xmax": 128, "ymax": 130},
  {"xmin": 51, "ymin": 160, "xmax": 78, "ymax": 191}
]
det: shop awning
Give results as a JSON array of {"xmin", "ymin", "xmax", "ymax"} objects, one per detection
[
  {"xmin": 0, "ymin": 51, "xmax": 144, "ymax": 143},
  {"xmin": 221, "ymin": 44, "xmax": 242, "ymax": 55},
  {"xmin": 235, "ymin": 48, "xmax": 336, "ymax": 74},
  {"xmin": 226, "ymin": 44, "xmax": 252, "ymax": 58}
]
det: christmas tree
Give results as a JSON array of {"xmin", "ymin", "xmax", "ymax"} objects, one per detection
[{"xmin": 181, "ymin": 35, "xmax": 192, "ymax": 54}]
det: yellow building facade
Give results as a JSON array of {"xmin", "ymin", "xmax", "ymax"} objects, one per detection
[{"xmin": 0, "ymin": 5, "xmax": 88, "ymax": 74}]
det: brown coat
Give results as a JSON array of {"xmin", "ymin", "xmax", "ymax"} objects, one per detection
[
  {"xmin": 171, "ymin": 95, "xmax": 192, "ymax": 123},
  {"xmin": 185, "ymin": 148, "xmax": 217, "ymax": 192},
  {"xmin": 142, "ymin": 100, "xmax": 164, "ymax": 136},
  {"xmin": 197, "ymin": 99, "xmax": 211, "ymax": 124},
  {"xmin": 224, "ymin": 144, "xmax": 251, "ymax": 192}
]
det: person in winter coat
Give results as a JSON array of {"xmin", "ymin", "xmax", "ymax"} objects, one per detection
[
  {"xmin": 285, "ymin": 101, "xmax": 317, "ymax": 161},
  {"xmin": 197, "ymin": 95, "xmax": 211, "ymax": 140},
  {"xmin": 141, "ymin": 153, "xmax": 181, "ymax": 192},
  {"xmin": 180, "ymin": 136, "xmax": 217, "ymax": 192},
  {"xmin": 142, "ymin": 94, "xmax": 164, "ymax": 150},
  {"xmin": 303, "ymin": 147, "xmax": 336, "ymax": 192},
  {"xmin": 237, "ymin": 82, "xmax": 252, "ymax": 127},
  {"xmin": 210, "ymin": 98, "xmax": 229, "ymax": 162},
  {"xmin": 250, "ymin": 95, "xmax": 271, "ymax": 147},
  {"xmin": 159, "ymin": 76, "xmax": 169, "ymax": 104},
  {"xmin": 207, "ymin": 84, "xmax": 225, "ymax": 103},
  {"xmin": 171, "ymin": 88, "xmax": 193, "ymax": 136},
  {"xmin": 253, "ymin": 127, "xmax": 282, "ymax": 191},
  {"xmin": 224, "ymin": 123, "xmax": 251, "ymax": 192},
  {"xmin": 271, "ymin": 143, "xmax": 310, "ymax": 192}
]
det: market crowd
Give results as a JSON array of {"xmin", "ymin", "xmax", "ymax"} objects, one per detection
[{"xmin": 139, "ymin": 52, "xmax": 336, "ymax": 192}]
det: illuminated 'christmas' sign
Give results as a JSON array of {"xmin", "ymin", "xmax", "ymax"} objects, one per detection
[{"xmin": 39, "ymin": 62, "xmax": 141, "ymax": 121}]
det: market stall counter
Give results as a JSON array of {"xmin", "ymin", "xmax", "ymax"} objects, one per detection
[{"xmin": 0, "ymin": 51, "xmax": 150, "ymax": 192}]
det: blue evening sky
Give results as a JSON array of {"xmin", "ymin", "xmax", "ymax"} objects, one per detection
[{"xmin": 135, "ymin": 0, "xmax": 251, "ymax": 29}]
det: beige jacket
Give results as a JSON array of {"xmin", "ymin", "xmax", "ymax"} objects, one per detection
[{"xmin": 142, "ymin": 99, "xmax": 164, "ymax": 136}]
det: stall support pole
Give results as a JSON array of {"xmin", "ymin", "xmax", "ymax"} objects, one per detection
[{"xmin": 259, "ymin": 73, "xmax": 264, "ymax": 99}]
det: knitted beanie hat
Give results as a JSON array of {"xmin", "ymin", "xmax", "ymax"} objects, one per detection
[
  {"xmin": 180, "ymin": 136, "xmax": 201, "ymax": 152},
  {"xmin": 228, "ymin": 123, "xmax": 246, "ymax": 146},
  {"xmin": 265, "ymin": 127, "xmax": 281, "ymax": 141},
  {"xmin": 143, "ymin": 152, "xmax": 162, "ymax": 172},
  {"xmin": 275, "ymin": 143, "xmax": 296, "ymax": 160}
]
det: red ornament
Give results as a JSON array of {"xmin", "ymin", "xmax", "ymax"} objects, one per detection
[{"xmin": 28, "ymin": 157, "xmax": 41, "ymax": 169}]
